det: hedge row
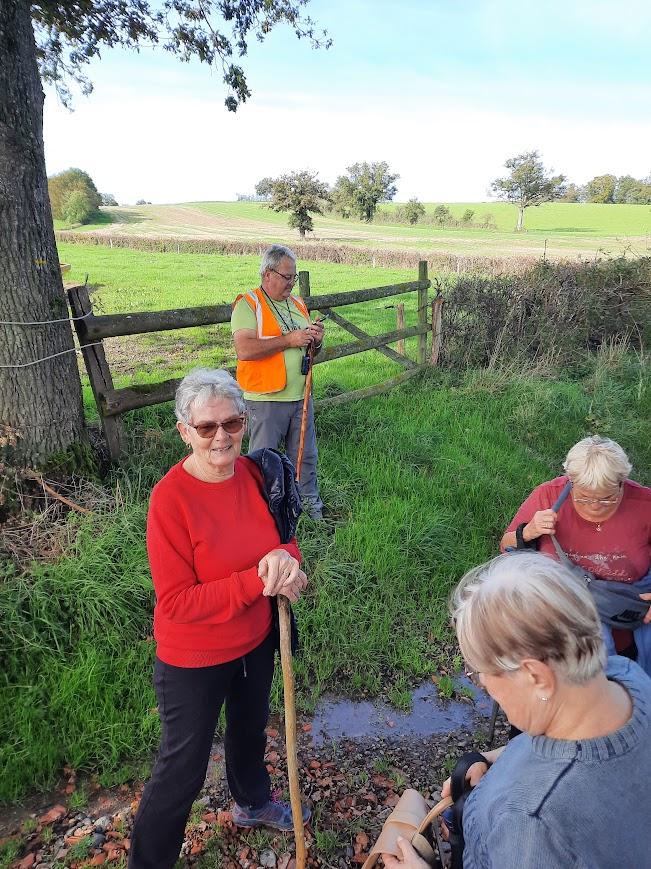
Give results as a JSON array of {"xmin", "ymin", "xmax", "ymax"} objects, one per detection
[{"xmin": 55, "ymin": 231, "xmax": 537, "ymax": 276}]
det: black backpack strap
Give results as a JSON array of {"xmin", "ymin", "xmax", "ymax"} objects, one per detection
[{"xmin": 449, "ymin": 752, "xmax": 489, "ymax": 869}]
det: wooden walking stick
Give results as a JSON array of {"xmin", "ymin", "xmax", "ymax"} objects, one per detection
[
  {"xmin": 295, "ymin": 344, "xmax": 314, "ymax": 483},
  {"xmin": 278, "ymin": 595, "xmax": 307, "ymax": 869}
]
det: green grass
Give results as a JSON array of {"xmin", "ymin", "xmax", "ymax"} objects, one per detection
[
  {"xmin": 192, "ymin": 199, "xmax": 651, "ymax": 238},
  {"xmin": 2, "ymin": 246, "xmax": 650, "ymax": 803},
  {"xmin": 0, "ymin": 839, "xmax": 21, "ymax": 869},
  {"xmin": 64, "ymin": 200, "xmax": 651, "ymax": 259}
]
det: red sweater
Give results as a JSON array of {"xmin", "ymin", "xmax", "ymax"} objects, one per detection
[
  {"xmin": 147, "ymin": 456, "xmax": 301, "ymax": 667},
  {"xmin": 506, "ymin": 475, "xmax": 651, "ymax": 582}
]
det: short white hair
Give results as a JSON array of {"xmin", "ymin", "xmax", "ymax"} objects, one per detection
[
  {"xmin": 563, "ymin": 435, "xmax": 632, "ymax": 489},
  {"xmin": 451, "ymin": 552, "xmax": 606, "ymax": 685},
  {"xmin": 260, "ymin": 244, "xmax": 297, "ymax": 279},
  {"xmin": 174, "ymin": 368, "xmax": 245, "ymax": 424}
]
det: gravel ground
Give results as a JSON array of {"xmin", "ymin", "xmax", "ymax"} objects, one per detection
[{"xmin": 0, "ymin": 706, "xmax": 509, "ymax": 869}]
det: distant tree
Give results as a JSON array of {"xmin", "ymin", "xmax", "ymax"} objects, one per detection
[
  {"xmin": 614, "ymin": 175, "xmax": 651, "ymax": 205},
  {"xmin": 1, "ymin": 0, "xmax": 329, "ymax": 469},
  {"xmin": 48, "ymin": 168, "xmax": 101, "ymax": 221},
  {"xmin": 135, "ymin": 199, "xmax": 151, "ymax": 205},
  {"xmin": 403, "ymin": 197, "xmax": 425, "ymax": 225},
  {"xmin": 461, "ymin": 208, "xmax": 475, "ymax": 224},
  {"xmin": 433, "ymin": 204, "xmax": 452, "ymax": 225},
  {"xmin": 490, "ymin": 151, "xmax": 566, "ymax": 231},
  {"xmin": 560, "ymin": 183, "xmax": 582, "ymax": 202},
  {"xmin": 332, "ymin": 161, "xmax": 399, "ymax": 222},
  {"xmin": 101, "ymin": 193, "xmax": 118, "ymax": 206},
  {"xmin": 585, "ymin": 174, "xmax": 617, "ymax": 204},
  {"xmin": 254, "ymin": 177, "xmax": 274, "ymax": 200},
  {"xmin": 264, "ymin": 170, "xmax": 329, "ymax": 237},
  {"xmin": 62, "ymin": 188, "xmax": 96, "ymax": 224}
]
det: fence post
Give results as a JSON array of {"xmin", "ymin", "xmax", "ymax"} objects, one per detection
[
  {"xmin": 430, "ymin": 296, "xmax": 444, "ymax": 366},
  {"xmin": 67, "ymin": 284, "xmax": 125, "ymax": 461},
  {"xmin": 396, "ymin": 303, "xmax": 405, "ymax": 355},
  {"xmin": 298, "ymin": 270, "xmax": 311, "ymax": 301},
  {"xmin": 417, "ymin": 261, "xmax": 428, "ymax": 365}
]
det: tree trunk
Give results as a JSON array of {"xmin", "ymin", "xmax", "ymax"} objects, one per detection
[
  {"xmin": 516, "ymin": 205, "xmax": 525, "ymax": 231},
  {"xmin": 0, "ymin": 0, "xmax": 87, "ymax": 468}
]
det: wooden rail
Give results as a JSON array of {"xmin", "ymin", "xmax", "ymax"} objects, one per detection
[{"xmin": 68, "ymin": 262, "xmax": 442, "ymax": 459}]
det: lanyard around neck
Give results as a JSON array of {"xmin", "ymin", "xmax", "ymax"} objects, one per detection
[{"xmin": 261, "ymin": 288, "xmax": 300, "ymax": 333}]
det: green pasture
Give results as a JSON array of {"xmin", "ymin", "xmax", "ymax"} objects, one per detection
[
  {"xmin": 56, "ymin": 200, "xmax": 651, "ymax": 260},
  {"xmin": 58, "ymin": 243, "xmax": 422, "ymax": 391},
  {"xmin": 192, "ymin": 199, "xmax": 651, "ymax": 238},
  {"xmin": 1, "ymin": 245, "xmax": 650, "ymax": 802}
]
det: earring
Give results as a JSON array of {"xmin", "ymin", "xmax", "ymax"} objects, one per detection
[{"xmin": 539, "ymin": 696, "xmax": 549, "ymax": 702}]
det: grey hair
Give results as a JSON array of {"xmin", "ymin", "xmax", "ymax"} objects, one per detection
[
  {"xmin": 451, "ymin": 552, "xmax": 606, "ymax": 685},
  {"xmin": 174, "ymin": 368, "xmax": 245, "ymax": 424},
  {"xmin": 563, "ymin": 435, "xmax": 632, "ymax": 490},
  {"xmin": 260, "ymin": 244, "xmax": 297, "ymax": 279}
]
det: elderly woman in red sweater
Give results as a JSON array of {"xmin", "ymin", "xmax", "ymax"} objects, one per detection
[
  {"xmin": 501, "ymin": 435, "xmax": 651, "ymax": 672},
  {"xmin": 129, "ymin": 368, "xmax": 310, "ymax": 869}
]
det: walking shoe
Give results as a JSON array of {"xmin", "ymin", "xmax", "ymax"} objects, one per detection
[{"xmin": 232, "ymin": 799, "xmax": 311, "ymax": 831}]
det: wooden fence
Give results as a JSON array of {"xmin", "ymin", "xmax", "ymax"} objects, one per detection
[{"xmin": 67, "ymin": 260, "xmax": 443, "ymax": 460}]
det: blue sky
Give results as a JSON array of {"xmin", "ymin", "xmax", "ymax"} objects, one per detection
[{"xmin": 43, "ymin": 0, "xmax": 651, "ymax": 204}]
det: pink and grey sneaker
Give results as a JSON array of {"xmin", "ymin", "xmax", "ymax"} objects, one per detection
[{"xmin": 232, "ymin": 798, "xmax": 311, "ymax": 831}]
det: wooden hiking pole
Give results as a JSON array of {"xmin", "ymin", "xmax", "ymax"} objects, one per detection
[
  {"xmin": 278, "ymin": 596, "xmax": 306, "ymax": 869},
  {"xmin": 295, "ymin": 344, "xmax": 314, "ymax": 483}
]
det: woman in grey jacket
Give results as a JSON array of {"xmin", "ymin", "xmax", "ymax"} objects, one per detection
[{"xmin": 384, "ymin": 552, "xmax": 651, "ymax": 869}]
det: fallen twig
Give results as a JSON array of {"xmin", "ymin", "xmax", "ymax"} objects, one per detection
[{"xmin": 23, "ymin": 469, "xmax": 93, "ymax": 516}]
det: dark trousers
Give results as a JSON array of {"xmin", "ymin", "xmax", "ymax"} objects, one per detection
[{"xmin": 128, "ymin": 632, "xmax": 275, "ymax": 869}]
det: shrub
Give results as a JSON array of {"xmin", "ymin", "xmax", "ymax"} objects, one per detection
[
  {"xmin": 48, "ymin": 168, "xmax": 101, "ymax": 220},
  {"xmin": 62, "ymin": 189, "xmax": 96, "ymax": 224},
  {"xmin": 439, "ymin": 257, "xmax": 651, "ymax": 371},
  {"xmin": 403, "ymin": 198, "xmax": 426, "ymax": 225},
  {"xmin": 433, "ymin": 204, "xmax": 452, "ymax": 225}
]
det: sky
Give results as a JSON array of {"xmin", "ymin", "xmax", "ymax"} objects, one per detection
[{"xmin": 42, "ymin": 0, "xmax": 651, "ymax": 205}]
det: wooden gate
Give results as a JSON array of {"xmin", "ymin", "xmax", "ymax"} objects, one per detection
[{"xmin": 68, "ymin": 260, "xmax": 443, "ymax": 460}]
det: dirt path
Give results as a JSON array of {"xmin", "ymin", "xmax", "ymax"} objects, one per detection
[{"xmin": 0, "ymin": 704, "xmax": 508, "ymax": 869}]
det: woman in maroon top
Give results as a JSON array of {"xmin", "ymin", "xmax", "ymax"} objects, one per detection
[
  {"xmin": 501, "ymin": 435, "xmax": 651, "ymax": 672},
  {"xmin": 129, "ymin": 368, "xmax": 310, "ymax": 869}
]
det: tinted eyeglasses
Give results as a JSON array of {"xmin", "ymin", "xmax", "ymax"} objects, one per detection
[{"xmin": 187, "ymin": 416, "xmax": 246, "ymax": 438}]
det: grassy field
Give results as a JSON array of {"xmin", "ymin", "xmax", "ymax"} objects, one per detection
[
  {"xmin": 55, "ymin": 200, "xmax": 651, "ymax": 260},
  {"xmin": 1, "ymin": 245, "xmax": 650, "ymax": 802},
  {"xmin": 58, "ymin": 243, "xmax": 422, "ymax": 391}
]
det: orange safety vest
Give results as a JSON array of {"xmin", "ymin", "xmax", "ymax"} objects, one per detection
[{"xmin": 233, "ymin": 287, "xmax": 310, "ymax": 394}]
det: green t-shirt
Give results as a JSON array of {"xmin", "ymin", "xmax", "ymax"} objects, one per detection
[{"xmin": 230, "ymin": 294, "xmax": 309, "ymax": 402}]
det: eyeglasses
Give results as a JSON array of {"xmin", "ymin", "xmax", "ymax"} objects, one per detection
[
  {"xmin": 187, "ymin": 416, "xmax": 246, "ymax": 438},
  {"xmin": 269, "ymin": 268, "xmax": 299, "ymax": 286},
  {"xmin": 572, "ymin": 484, "xmax": 622, "ymax": 505}
]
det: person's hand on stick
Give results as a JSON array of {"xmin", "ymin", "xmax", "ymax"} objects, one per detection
[
  {"xmin": 259, "ymin": 549, "xmax": 300, "ymax": 596},
  {"xmin": 523, "ymin": 509, "xmax": 557, "ymax": 541}
]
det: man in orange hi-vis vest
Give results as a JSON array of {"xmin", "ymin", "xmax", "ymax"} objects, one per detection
[{"xmin": 231, "ymin": 245, "xmax": 326, "ymax": 519}]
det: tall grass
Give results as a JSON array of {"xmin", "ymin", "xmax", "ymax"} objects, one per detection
[
  {"xmin": 2, "ymin": 353, "xmax": 650, "ymax": 802},
  {"xmin": 2, "ymin": 247, "xmax": 650, "ymax": 802}
]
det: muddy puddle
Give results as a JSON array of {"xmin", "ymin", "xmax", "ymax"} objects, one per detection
[{"xmin": 311, "ymin": 677, "xmax": 492, "ymax": 744}]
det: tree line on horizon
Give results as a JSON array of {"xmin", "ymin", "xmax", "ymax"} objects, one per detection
[{"xmin": 247, "ymin": 152, "xmax": 651, "ymax": 236}]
